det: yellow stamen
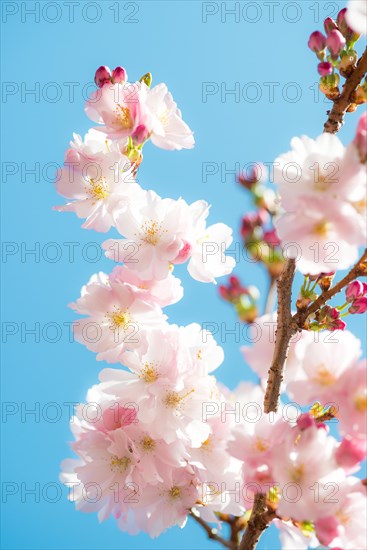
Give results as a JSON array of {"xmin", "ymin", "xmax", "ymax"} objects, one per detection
[
  {"xmin": 110, "ymin": 455, "xmax": 131, "ymax": 473},
  {"xmin": 140, "ymin": 362, "xmax": 159, "ymax": 383},
  {"xmin": 164, "ymin": 389, "xmax": 195, "ymax": 409},
  {"xmin": 354, "ymin": 393, "xmax": 367, "ymax": 412},
  {"xmin": 87, "ymin": 176, "xmax": 109, "ymax": 203},
  {"xmin": 314, "ymin": 220, "xmax": 331, "ymax": 237},
  {"xmin": 140, "ymin": 220, "xmax": 167, "ymax": 246},
  {"xmin": 313, "ymin": 364, "xmax": 336, "ymax": 386},
  {"xmin": 114, "ymin": 104, "xmax": 133, "ymax": 130},
  {"xmin": 140, "ymin": 436, "xmax": 156, "ymax": 452},
  {"xmin": 105, "ymin": 307, "xmax": 131, "ymax": 331}
]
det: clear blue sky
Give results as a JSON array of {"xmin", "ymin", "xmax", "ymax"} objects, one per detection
[{"xmin": 1, "ymin": 1, "xmax": 366, "ymax": 549}]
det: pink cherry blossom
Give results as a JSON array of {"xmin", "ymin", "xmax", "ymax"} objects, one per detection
[
  {"xmin": 337, "ymin": 359, "xmax": 367, "ymax": 440},
  {"xmin": 85, "ymin": 81, "xmax": 149, "ymax": 141},
  {"xmin": 85, "ymin": 78, "xmax": 194, "ymax": 150},
  {"xmin": 315, "ymin": 484, "xmax": 367, "ymax": 549},
  {"xmin": 271, "ymin": 424, "xmax": 346, "ymax": 521},
  {"xmin": 103, "ymin": 191, "xmax": 235, "ymax": 283},
  {"xmin": 274, "ymin": 133, "xmax": 367, "ymax": 207},
  {"xmin": 286, "ymin": 329, "xmax": 362, "ymax": 405},
  {"xmin": 145, "ymin": 83, "xmax": 194, "ymax": 150},
  {"xmin": 70, "ymin": 272, "xmax": 167, "ymax": 362},
  {"xmin": 276, "ymin": 195, "xmax": 366, "ymax": 275},
  {"xmin": 54, "ymin": 129, "xmax": 144, "ymax": 232}
]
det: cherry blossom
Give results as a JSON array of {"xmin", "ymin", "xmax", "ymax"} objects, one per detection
[
  {"xmin": 274, "ymin": 132, "xmax": 367, "ymax": 274},
  {"xmin": 85, "ymin": 78, "xmax": 194, "ymax": 150},
  {"xmin": 70, "ymin": 272, "xmax": 167, "ymax": 362},
  {"xmin": 103, "ymin": 190, "xmax": 235, "ymax": 283},
  {"xmin": 54, "ymin": 129, "xmax": 144, "ymax": 232},
  {"xmin": 286, "ymin": 329, "xmax": 362, "ymax": 405}
]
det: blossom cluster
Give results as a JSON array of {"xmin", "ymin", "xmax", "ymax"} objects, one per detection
[
  {"xmin": 58, "ymin": 32, "xmax": 367, "ymax": 546},
  {"xmin": 58, "ymin": 66, "xmax": 239, "ymax": 537},
  {"xmin": 274, "ymin": 118, "xmax": 367, "ymax": 275}
]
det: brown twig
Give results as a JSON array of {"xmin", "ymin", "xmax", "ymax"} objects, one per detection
[
  {"xmin": 264, "ymin": 259, "xmax": 296, "ymax": 413},
  {"xmin": 324, "ymin": 47, "xmax": 367, "ymax": 134},
  {"xmin": 189, "ymin": 510, "xmax": 236, "ymax": 549},
  {"xmin": 238, "ymin": 494, "xmax": 275, "ymax": 550}
]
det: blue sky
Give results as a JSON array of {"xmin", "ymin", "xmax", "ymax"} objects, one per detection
[{"xmin": 1, "ymin": 1, "xmax": 366, "ymax": 549}]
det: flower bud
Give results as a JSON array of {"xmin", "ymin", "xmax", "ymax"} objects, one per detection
[
  {"xmin": 241, "ymin": 210, "xmax": 269, "ymax": 239},
  {"xmin": 94, "ymin": 65, "xmax": 111, "ymax": 87},
  {"xmin": 308, "ymin": 31, "xmax": 326, "ymax": 52},
  {"xmin": 338, "ymin": 50, "xmax": 358, "ymax": 77},
  {"xmin": 335, "ymin": 437, "xmax": 366, "ymax": 471},
  {"xmin": 237, "ymin": 163, "xmax": 265, "ymax": 189},
  {"xmin": 326, "ymin": 29, "xmax": 346, "ymax": 57},
  {"xmin": 349, "ymin": 296, "xmax": 367, "ymax": 314},
  {"xmin": 336, "ymin": 7, "xmax": 347, "ymax": 29},
  {"xmin": 297, "ymin": 413, "xmax": 315, "ymax": 431},
  {"xmin": 140, "ymin": 72, "xmax": 152, "ymax": 88},
  {"xmin": 111, "ymin": 66, "xmax": 127, "ymax": 84},
  {"xmin": 354, "ymin": 112, "xmax": 367, "ymax": 163},
  {"xmin": 346, "ymin": 280, "xmax": 365, "ymax": 302},
  {"xmin": 317, "ymin": 61, "xmax": 333, "ymax": 76},
  {"xmin": 324, "ymin": 17, "xmax": 338, "ymax": 35},
  {"xmin": 132, "ymin": 124, "xmax": 149, "ymax": 145},
  {"xmin": 263, "ymin": 229, "xmax": 280, "ymax": 247},
  {"xmin": 316, "ymin": 305, "xmax": 346, "ymax": 330}
]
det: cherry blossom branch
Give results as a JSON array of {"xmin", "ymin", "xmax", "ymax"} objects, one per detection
[
  {"xmin": 293, "ymin": 248, "xmax": 367, "ymax": 328},
  {"xmin": 324, "ymin": 46, "xmax": 367, "ymax": 134},
  {"xmin": 263, "ymin": 259, "xmax": 296, "ymax": 413},
  {"xmin": 238, "ymin": 494, "xmax": 276, "ymax": 550},
  {"xmin": 264, "ymin": 249, "xmax": 367, "ymax": 413},
  {"xmin": 189, "ymin": 511, "xmax": 236, "ymax": 550}
]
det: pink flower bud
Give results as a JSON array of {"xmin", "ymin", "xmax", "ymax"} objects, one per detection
[
  {"xmin": 318, "ymin": 305, "xmax": 346, "ymax": 330},
  {"xmin": 132, "ymin": 124, "xmax": 149, "ymax": 145},
  {"xmin": 324, "ymin": 16, "xmax": 338, "ymax": 35},
  {"xmin": 349, "ymin": 296, "xmax": 367, "ymax": 314},
  {"xmin": 241, "ymin": 211, "xmax": 268, "ymax": 238},
  {"xmin": 94, "ymin": 65, "xmax": 112, "ymax": 87},
  {"xmin": 308, "ymin": 30, "xmax": 326, "ymax": 52},
  {"xmin": 318, "ymin": 61, "xmax": 333, "ymax": 76},
  {"xmin": 112, "ymin": 66, "xmax": 127, "ymax": 84},
  {"xmin": 263, "ymin": 229, "xmax": 280, "ymax": 247},
  {"xmin": 354, "ymin": 112, "xmax": 367, "ymax": 163},
  {"xmin": 335, "ymin": 437, "xmax": 366, "ymax": 471},
  {"xmin": 326, "ymin": 29, "xmax": 346, "ymax": 56},
  {"xmin": 336, "ymin": 7, "xmax": 347, "ymax": 27},
  {"xmin": 346, "ymin": 280, "xmax": 365, "ymax": 302},
  {"xmin": 297, "ymin": 413, "xmax": 315, "ymax": 431}
]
